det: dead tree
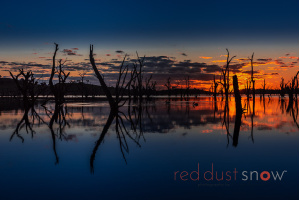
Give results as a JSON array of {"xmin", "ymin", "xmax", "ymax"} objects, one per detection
[
  {"xmin": 249, "ymin": 52, "xmax": 255, "ymax": 104},
  {"xmin": 174, "ymin": 80, "xmax": 184, "ymax": 101},
  {"xmin": 280, "ymin": 78, "xmax": 285, "ymax": 98},
  {"xmin": 261, "ymin": 79, "xmax": 266, "ymax": 98},
  {"xmin": 286, "ymin": 71, "xmax": 299, "ymax": 111},
  {"xmin": 10, "ymin": 69, "xmax": 39, "ymax": 108},
  {"xmin": 220, "ymin": 49, "xmax": 236, "ymax": 103},
  {"xmin": 185, "ymin": 76, "xmax": 191, "ymax": 101},
  {"xmin": 245, "ymin": 79, "xmax": 251, "ymax": 100},
  {"xmin": 164, "ymin": 77, "xmax": 172, "ymax": 101},
  {"xmin": 213, "ymin": 75, "xmax": 218, "ymax": 101},
  {"xmin": 49, "ymin": 44, "xmax": 70, "ymax": 105},
  {"xmin": 128, "ymin": 64, "xmax": 138, "ymax": 103},
  {"xmin": 232, "ymin": 75, "xmax": 243, "ymax": 147},
  {"xmin": 130, "ymin": 53, "xmax": 146, "ymax": 103},
  {"xmin": 49, "ymin": 43, "xmax": 59, "ymax": 103},
  {"xmin": 90, "ymin": 45, "xmax": 117, "ymax": 110},
  {"xmin": 9, "ymin": 69, "xmax": 46, "ymax": 141},
  {"xmin": 136, "ymin": 53, "xmax": 145, "ymax": 102},
  {"xmin": 90, "ymin": 45, "xmax": 137, "ymax": 110},
  {"xmin": 218, "ymin": 76, "xmax": 224, "ymax": 100},
  {"xmin": 144, "ymin": 75, "xmax": 156, "ymax": 101},
  {"xmin": 233, "ymin": 75, "xmax": 242, "ymax": 113},
  {"xmin": 78, "ymin": 71, "xmax": 87, "ymax": 100},
  {"xmin": 48, "ymin": 43, "xmax": 70, "ymax": 164}
]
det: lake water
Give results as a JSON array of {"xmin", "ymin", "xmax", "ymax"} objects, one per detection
[{"xmin": 0, "ymin": 96, "xmax": 298, "ymax": 200}]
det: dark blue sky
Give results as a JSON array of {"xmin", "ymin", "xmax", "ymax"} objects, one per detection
[{"xmin": 0, "ymin": 0, "xmax": 298, "ymax": 49}]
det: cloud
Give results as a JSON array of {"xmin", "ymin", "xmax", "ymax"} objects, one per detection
[
  {"xmin": 280, "ymin": 65, "xmax": 295, "ymax": 68},
  {"xmin": 230, "ymin": 63, "xmax": 247, "ymax": 72},
  {"xmin": 263, "ymin": 72, "xmax": 279, "ymax": 76},
  {"xmin": 0, "ymin": 55, "xmax": 240, "ymax": 86},
  {"xmin": 204, "ymin": 65, "xmax": 222, "ymax": 73},
  {"xmin": 115, "ymin": 50, "xmax": 124, "ymax": 54},
  {"xmin": 62, "ymin": 49, "xmax": 82, "ymax": 56},
  {"xmin": 181, "ymin": 53, "xmax": 187, "ymax": 56},
  {"xmin": 257, "ymin": 58, "xmax": 272, "ymax": 62},
  {"xmin": 274, "ymin": 59, "xmax": 285, "ymax": 65},
  {"xmin": 0, "ymin": 52, "xmax": 287, "ymax": 89},
  {"xmin": 289, "ymin": 56, "xmax": 298, "ymax": 59},
  {"xmin": 199, "ymin": 56, "xmax": 212, "ymax": 59},
  {"xmin": 62, "ymin": 49, "xmax": 72, "ymax": 53},
  {"xmin": 271, "ymin": 72, "xmax": 279, "ymax": 75},
  {"xmin": 243, "ymin": 70, "xmax": 260, "ymax": 74},
  {"xmin": 212, "ymin": 60, "xmax": 227, "ymax": 63},
  {"xmin": 236, "ymin": 58, "xmax": 248, "ymax": 61}
]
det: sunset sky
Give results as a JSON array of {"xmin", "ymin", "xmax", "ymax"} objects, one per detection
[{"xmin": 0, "ymin": 0, "xmax": 298, "ymax": 90}]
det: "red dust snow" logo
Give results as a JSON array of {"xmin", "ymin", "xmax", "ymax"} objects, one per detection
[{"xmin": 174, "ymin": 163, "xmax": 287, "ymax": 182}]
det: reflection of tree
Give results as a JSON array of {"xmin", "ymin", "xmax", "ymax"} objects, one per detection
[
  {"xmin": 49, "ymin": 104, "xmax": 70, "ymax": 140},
  {"xmin": 278, "ymin": 96, "xmax": 299, "ymax": 128},
  {"xmin": 232, "ymin": 110, "xmax": 242, "ymax": 147},
  {"xmin": 286, "ymin": 98, "xmax": 299, "ymax": 128},
  {"xmin": 48, "ymin": 103, "xmax": 70, "ymax": 164},
  {"xmin": 279, "ymin": 98, "xmax": 286, "ymax": 115},
  {"xmin": 290, "ymin": 100, "xmax": 299, "ymax": 128},
  {"xmin": 8, "ymin": 45, "xmax": 70, "ymax": 164},
  {"xmin": 129, "ymin": 104, "xmax": 145, "ymax": 140},
  {"xmin": 47, "ymin": 43, "xmax": 71, "ymax": 164},
  {"xmin": 222, "ymin": 101, "xmax": 231, "ymax": 147},
  {"xmin": 232, "ymin": 75, "xmax": 243, "ymax": 147},
  {"xmin": 245, "ymin": 91, "xmax": 255, "ymax": 143},
  {"xmin": 263, "ymin": 95, "xmax": 265, "ymax": 114},
  {"xmin": 286, "ymin": 71, "xmax": 299, "ymax": 111},
  {"xmin": 90, "ymin": 110, "xmax": 115, "ymax": 173},
  {"xmin": 90, "ymin": 104, "xmax": 146, "ymax": 173},
  {"xmin": 213, "ymin": 97, "xmax": 218, "ymax": 120},
  {"xmin": 250, "ymin": 100, "xmax": 255, "ymax": 143},
  {"xmin": 185, "ymin": 101, "xmax": 190, "ymax": 117},
  {"xmin": 10, "ymin": 106, "xmax": 44, "ymax": 142},
  {"xmin": 9, "ymin": 68, "xmax": 46, "ymax": 142}
]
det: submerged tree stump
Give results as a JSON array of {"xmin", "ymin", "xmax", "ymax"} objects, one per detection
[{"xmin": 232, "ymin": 75, "xmax": 243, "ymax": 147}]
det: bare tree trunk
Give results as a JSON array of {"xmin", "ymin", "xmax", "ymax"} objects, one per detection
[
  {"xmin": 249, "ymin": 53, "xmax": 255, "ymax": 111},
  {"xmin": 222, "ymin": 49, "xmax": 236, "ymax": 103},
  {"xmin": 213, "ymin": 75, "xmax": 218, "ymax": 102},
  {"xmin": 89, "ymin": 45, "xmax": 116, "ymax": 109},
  {"xmin": 49, "ymin": 43, "xmax": 59, "ymax": 103},
  {"xmin": 232, "ymin": 75, "xmax": 242, "ymax": 147}
]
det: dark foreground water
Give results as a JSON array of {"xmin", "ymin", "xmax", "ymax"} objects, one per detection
[{"xmin": 0, "ymin": 96, "xmax": 298, "ymax": 200}]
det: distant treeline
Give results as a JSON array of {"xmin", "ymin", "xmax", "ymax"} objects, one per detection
[{"xmin": 0, "ymin": 77, "xmax": 296, "ymax": 98}]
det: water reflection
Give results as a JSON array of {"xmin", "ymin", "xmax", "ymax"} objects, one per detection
[
  {"xmin": 0, "ymin": 96, "xmax": 298, "ymax": 171},
  {"xmin": 90, "ymin": 105, "xmax": 146, "ymax": 173}
]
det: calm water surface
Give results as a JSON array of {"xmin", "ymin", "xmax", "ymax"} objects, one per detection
[{"xmin": 0, "ymin": 96, "xmax": 298, "ymax": 200}]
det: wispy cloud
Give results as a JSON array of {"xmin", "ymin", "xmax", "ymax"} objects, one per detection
[
  {"xmin": 181, "ymin": 53, "xmax": 187, "ymax": 56},
  {"xmin": 62, "ymin": 49, "xmax": 82, "ymax": 56},
  {"xmin": 115, "ymin": 50, "xmax": 124, "ymax": 54}
]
